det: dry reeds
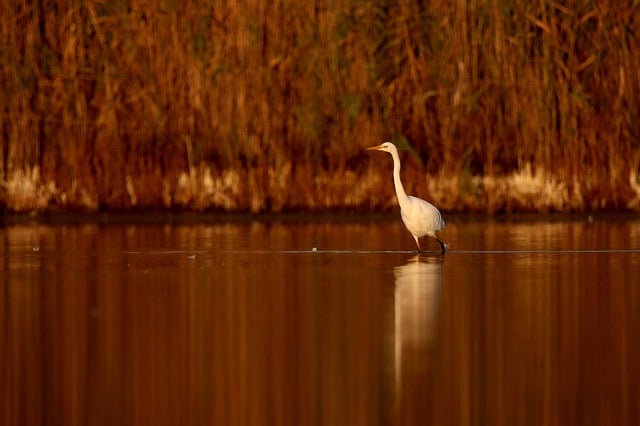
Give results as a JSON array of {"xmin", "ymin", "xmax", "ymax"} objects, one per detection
[{"xmin": 1, "ymin": 0, "xmax": 639, "ymax": 213}]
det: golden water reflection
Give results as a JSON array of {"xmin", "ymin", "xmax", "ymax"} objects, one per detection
[
  {"xmin": 393, "ymin": 255, "xmax": 442, "ymax": 425},
  {"xmin": 2, "ymin": 216, "xmax": 640, "ymax": 425}
]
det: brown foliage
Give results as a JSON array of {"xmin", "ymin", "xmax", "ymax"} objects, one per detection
[{"xmin": 1, "ymin": 0, "xmax": 639, "ymax": 212}]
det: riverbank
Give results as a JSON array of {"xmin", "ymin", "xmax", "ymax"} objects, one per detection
[{"xmin": 2, "ymin": 1, "xmax": 639, "ymax": 213}]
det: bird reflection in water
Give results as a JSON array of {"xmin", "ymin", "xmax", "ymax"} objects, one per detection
[{"xmin": 393, "ymin": 254, "xmax": 443, "ymax": 423}]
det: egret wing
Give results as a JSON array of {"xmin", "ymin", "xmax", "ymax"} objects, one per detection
[{"xmin": 401, "ymin": 196, "xmax": 445, "ymax": 238}]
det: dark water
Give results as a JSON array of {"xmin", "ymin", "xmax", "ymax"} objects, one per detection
[{"xmin": 2, "ymin": 214, "xmax": 640, "ymax": 425}]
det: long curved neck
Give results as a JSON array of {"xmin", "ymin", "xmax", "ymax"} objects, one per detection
[{"xmin": 390, "ymin": 149, "xmax": 410, "ymax": 207}]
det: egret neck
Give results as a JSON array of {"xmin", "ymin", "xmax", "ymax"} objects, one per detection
[{"xmin": 389, "ymin": 147, "xmax": 410, "ymax": 208}]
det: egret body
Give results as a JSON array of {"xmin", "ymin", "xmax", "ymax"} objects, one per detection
[{"xmin": 366, "ymin": 142, "xmax": 446, "ymax": 254}]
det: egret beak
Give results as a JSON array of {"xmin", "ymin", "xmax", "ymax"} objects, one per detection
[{"xmin": 365, "ymin": 144, "xmax": 384, "ymax": 151}]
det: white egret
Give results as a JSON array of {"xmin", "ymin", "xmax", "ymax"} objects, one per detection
[{"xmin": 366, "ymin": 142, "xmax": 447, "ymax": 254}]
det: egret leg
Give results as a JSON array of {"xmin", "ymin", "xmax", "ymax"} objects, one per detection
[
  {"xmin": 434, "ymin": 236, "xmax": 446, "ymax": 254},
  {"xmin": 413, "ymin": 236, "xmax": 421, "ymax": 253}
]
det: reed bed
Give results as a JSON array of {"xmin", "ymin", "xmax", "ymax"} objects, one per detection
[{"xmin": 1, "ymin": 0, "xmax": 639, "ymax": 213}]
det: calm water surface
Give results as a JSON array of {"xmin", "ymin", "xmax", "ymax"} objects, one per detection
[{"xmin": 2, "ymin": 214, "xmax": 640, "ymax": 425}]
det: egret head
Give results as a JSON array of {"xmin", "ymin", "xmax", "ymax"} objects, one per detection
[{"xmin": 365, "ymin": 141, "xmax": 396, "ymax": 153}]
